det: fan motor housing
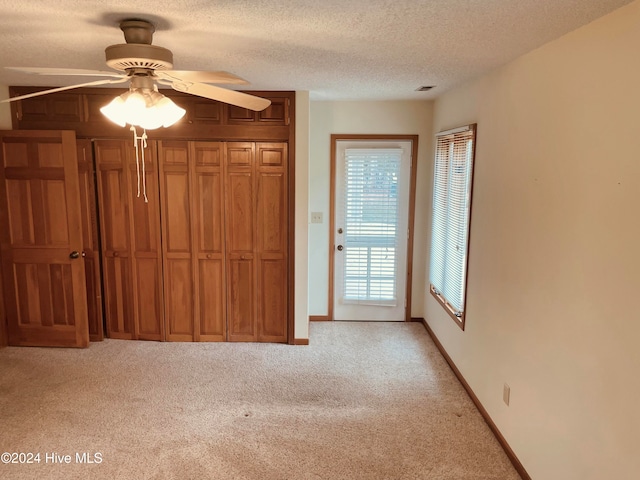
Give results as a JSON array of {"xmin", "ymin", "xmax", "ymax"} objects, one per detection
[{"xmin": 105, "ymin": 44, "xmax": 173, "ymax": 71}]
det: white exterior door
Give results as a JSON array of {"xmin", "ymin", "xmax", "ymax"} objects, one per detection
[{"xmin": 333, "ymin": 140, "xmax": 412, "ymax": 321}]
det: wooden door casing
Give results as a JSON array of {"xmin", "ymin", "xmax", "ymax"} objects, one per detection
[
  {"xmin": 76, "ymin": 139, "xmax": 104, "ymax": 341},
  {"xmin": 94, "ymin": 139, "xmax": 164, "ymax": 341},
  {"xmin": 0, "ymin": 130, "xmax": 89, "ymax": 347},
  {"xmin": 158, "ymin": 141, "xmax": 227, "ymax": 341}
]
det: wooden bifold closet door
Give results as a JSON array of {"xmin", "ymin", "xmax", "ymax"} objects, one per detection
[
  {"xmin": 96, "ymin": 138, "xmax": 288, "ymax": 343},
  {"xmin": 94, "ymin": 139, "xmax": 164, "ymax": 341},
  {"xmin": 158, "ymin": 141, "xmax": 288, "ymax": 342},
  {"xmin": 157, "ymin": 141, "xmax": 226, "ymax": 341},
  {"xmin": 225, "ymin": 142, "xmax": 288, "ymax": 342}
]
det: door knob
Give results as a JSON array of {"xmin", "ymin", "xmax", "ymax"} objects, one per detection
[
  {"xmin": 69, "ymin": 251, "xmax": 80, "ymax": 259},
  {"xmin": 337, "ymin": 245, "xmax": 343, "ymax": 251}
]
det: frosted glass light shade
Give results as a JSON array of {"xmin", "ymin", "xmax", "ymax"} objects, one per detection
[
  {"xmin": 100, "ymin": 90, "xmax": 186, "ymax": 129},
  {"xmin": 99, "ymin": 96, "xmax": 127, "ymax": 127}
]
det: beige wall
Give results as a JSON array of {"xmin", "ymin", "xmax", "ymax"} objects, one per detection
[
  {"xmin": 308, "ymin": 100, "xmax": 433, "ymax": 317},
  {"xmin": 426, "ymin": 1, "xmax": 640, "ymax": 479},
  {"xmin": 0, "ymin": 84, "xmax": 11, "ymax": 129}
]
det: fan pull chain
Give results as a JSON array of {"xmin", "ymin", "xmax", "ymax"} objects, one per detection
[
  {"xmin": 140, "ymin": 129, "xmax": 148, "ymax": 203},
  {"xmin": 130, "ymin": 126, "xmax": 149, "ymax": 204},
  {"xmin": 131, "ymin": 126, "xmax": 141, "ymax": 198}
]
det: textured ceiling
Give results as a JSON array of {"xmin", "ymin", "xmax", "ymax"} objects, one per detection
[{"xmin": 0, "ymin": 0, "xmax": 633, "ymax": 101}]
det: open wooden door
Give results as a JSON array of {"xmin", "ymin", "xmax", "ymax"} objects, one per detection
[{"xmin": 0, "ymin": 131, "xmax": 89, "ymax": 347}]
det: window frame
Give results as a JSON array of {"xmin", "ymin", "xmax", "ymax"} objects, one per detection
[{"xmin": 429, "ymin": 123, "xmax": 477, "ymax": 330}]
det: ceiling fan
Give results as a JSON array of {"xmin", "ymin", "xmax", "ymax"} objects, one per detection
[{"xmin": 0, "ymin": 19, "xmax": 271, "ymax": 113}]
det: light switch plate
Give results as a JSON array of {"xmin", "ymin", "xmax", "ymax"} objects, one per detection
[{"xmin": 311, "ymin": 212, "xmax": 323, "ymax": 224}]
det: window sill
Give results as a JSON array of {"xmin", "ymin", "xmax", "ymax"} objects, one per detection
[{"xmin": 429, "ymin": 285, "xmax": 465, "ymax": 331}]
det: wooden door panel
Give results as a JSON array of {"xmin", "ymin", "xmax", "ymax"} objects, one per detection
[
  {"xmin": 194, "ymin": 142, "xmax": 222, "ymax": 166},
  {"xmin": 0, "ymin": 131, "xmax": 88, "ymax": 347},
  {"xmin": 226, "ymin": 142, "xmax": 254, "ymax": 167},
  {"xmin": 6, "ymin": 177, "xmax": 70, "ymax": 246},
  {"xmin": 17, "ymin": 95, "xmax": 84, "ymax": 124},
  {"xmin": 258, "ymin": 259, "xmax": 287, "ymax": 341},
  {"xmin": 159, "ymin": 141, "xmax": 195, "ymax": 341},
  {"xmin": 255, "ymin": 143, "xmax": 287, "ymax": 343},
  {"xmin": 196, "ymin": 173, "xmax": 223, "ymax": 253},
  {"xmin": 2, "ymin": 141, "xmax": 29, "ymax": 167},
  {"xmin": 129, "ymin": 148, "xmax": 163, "ymax": 340},
  {"xmin": 257, "ymin": 173, "xmax": 286, "ymax": 254},
  {"xmin": 226, "ymin": 106, "xmax": 255, "ymax": 124},
  {"xmin": 130, "ymin": 162, "xmax": 160, "ymax": 253},
  {"xmin": 13, "ymin": 262, "xmax": 76, "ymax": 326},
  {"xmin": 6, "ymin": 179, "xmax": 36, "ymax": 245},
  {"xmin": 98, "ymin": 167, "xmax": 129, "ymax": 252},
  {"xmin": 257, "ymin": 99, "xmax": 289, "ymax": 125},
  {"xmin": 39, "ymin": 181, "xmax": 69, "ymax": 244},
  {"xmin": 102, "ymin": 255, "xmax": 134, "ymax": 338},
  {"xmin": 164, "ymin": 172, "xmax": 191, "ymax": 252},
  {"xmin": 198, "ymin": 259, "xmax": 225, "ymax": 340},
  {"xmin": 226, "ymin": 173, "xmax": 254, "ymax": 253},
  {"xmin": 227, "ymin": 258, "xmax": 255, "ymax": 341},
  {"xmin": 165, "ymin": 259, "xmax": 194, "ymax": 340},
  {"xmin": 193, "ymin": 141, "xmax": 225, "ymax": 341},
  {"xmin": 136, "ymin": 258, "xmax": 163, "ymax": 340},
  {"xmin": 256, "ymin": 143, "xmax": 287, "ymax": 167}
]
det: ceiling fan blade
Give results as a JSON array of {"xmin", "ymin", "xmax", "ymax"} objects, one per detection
[
  {"xmin": 171, "ymin": 82, "xmax": 271, "ymax": 111},
  {"xmin": 156, "ymin": 70, "xmax": 249, "ymax": 85},
  {"xmin": 5, "ymin": 67, "xmax": 125, "ymax": 78},
  {"xmin": 0, "ymin": 77, "xmax": 130, "ymax": 103}
]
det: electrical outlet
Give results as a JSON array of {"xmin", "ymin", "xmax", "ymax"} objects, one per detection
[
  {"xmin": 503, "ymin": 383, "xmax": 510, "ymax": 406},
  {"xmin": 311, "ymin": 212, "xmax": 323, "ymax": 224}
]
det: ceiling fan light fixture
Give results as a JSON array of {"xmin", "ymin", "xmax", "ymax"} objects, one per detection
[
  {"xmin": 99, "ymin": 96, "xmax": 128, "ymax": 127},
  {"xmin": 100, "ymin": 89, "xmax": 185, "ymax": 130},
  {"xmin": 155, "ymin": 96, "xmax": 187, "ymax": 128}
]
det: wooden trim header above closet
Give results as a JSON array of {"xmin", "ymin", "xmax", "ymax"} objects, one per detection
[{"xmin": 9, "ymin": 87, "xmax": 294, "ymax": 142}]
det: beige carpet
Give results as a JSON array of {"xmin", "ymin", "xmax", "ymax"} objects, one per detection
[{"xmin": 0, "ymin": 322, "xmax": 520, "ymax": 480}]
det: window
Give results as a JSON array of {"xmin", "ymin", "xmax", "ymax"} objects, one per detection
[
  {"xmin": 343, "ymin": 148, "xmax": 401, "ymax": 304},
  {"xmin": 429, "ymin": 124, "xmax": 477, "ymax": 329}
]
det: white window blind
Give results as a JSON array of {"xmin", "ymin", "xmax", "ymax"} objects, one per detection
[
  {"xmin": 429, "ymin": 125, "xmax": 476, "ymax": 322},
  {"xmin": 343, "ymin": 148, "xmax": 402, "ymax": 305}
]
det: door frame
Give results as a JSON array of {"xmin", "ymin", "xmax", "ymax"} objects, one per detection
[{"xmin": 328, "ymin": 134, "xmax": 419, "ymax": 322}]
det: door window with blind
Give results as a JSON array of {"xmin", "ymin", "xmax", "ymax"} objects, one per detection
[
  {"xmin": 342, "ymin": 148, "xmax": 401, "ymax": 304},
  {"xmin": 429, "ymin": 124, "xmax": 476, "ymax": 329}
]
